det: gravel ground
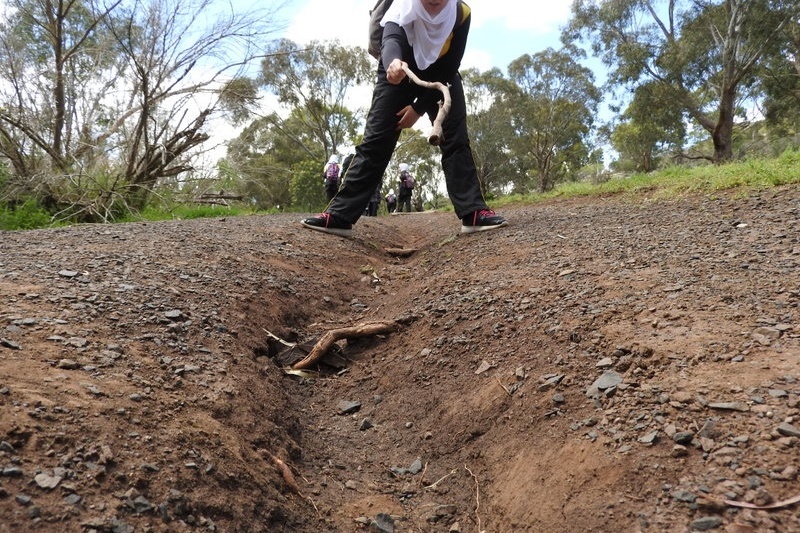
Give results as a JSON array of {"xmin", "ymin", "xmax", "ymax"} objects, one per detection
[{"xmin": 1, "ymin": 186, "xmax": 799, "ymax": 532}]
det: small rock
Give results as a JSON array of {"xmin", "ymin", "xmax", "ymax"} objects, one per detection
[
  {"xmin": 57, "ymin": 359, "xmax": 80, "ymax": 370},
  {"xmin": 753, "ymin": 326, "xmax": 781, "ymax": 341},
  {"xmin": 690, "ymin": 516, "xmax": 723, "ymax": 531},
  {"xmin": 67, "ymin": 337, "xmax": 88, "ymax": 348},
  {"xmin": 595, "ymin": 357, "xmax": 614, "ymax": 368},
  {"xmin": 671, "ymin": 445, "xmax": 689, "ymax": 457},
  {"xmin": 475, "ymin": 360, "xmax": 495, "ymax": 374},
  {"xmin": 0, "ymin": 339, "xmax": 21, "ymax": 350},
  {"xmin": 769, "ymin": 465, "xmax": 797, "ymax": 481},
  {"xmin": 2, "ymin": 467, "xmax": 24, "ymax": 477},
  {"xmin": 638, "ymin": 431, "xmax": 659, "ymax": 445},
  {"xmin": 698, "ymin": 419, "xmax": 719, "ymax": 439},
  {"xmin": 776, "ymin": 422, "xmax": 800, "ymax": 438},
  {"xmin": 337, "ymin": 400, "xmax": 361, "ymax": 415},
  {"xmin": 725, "ymin": 524, "xmax": 756, "ymax": 533},
  {"xmin": 371, "ymin": 512, "xmax": 395, "ymax": 533},
  {"xmin": 673, "ymin": 490, "xmax": 696, "ymax": 503},
  {"xmin": 586, "ymin": 370, "xmax": 623, "ymax": 398},
  {"xmin": 34, "ymin": 472, "xmax": 63, "ymax": 489}
]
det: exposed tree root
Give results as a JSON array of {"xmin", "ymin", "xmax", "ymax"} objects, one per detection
[
  {"xmin": 291, "ymin": 321, "xmax": 399, "ymax": 370},
  {"xmin": 259, "ymin": 449, "xmax": 302, "ymax": 495},
  {"xmin": 465, "ymin": 464, "xmax": 485, "ymax": 533},
  {"xmin": 385, "ymin": 247, "xmax": 418, "ymax": 257}
]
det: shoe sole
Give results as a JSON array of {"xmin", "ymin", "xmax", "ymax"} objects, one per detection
[
  {"xmin": 301, "ymin": 221, "xmax": 353, "ymax": 238},
  {"xmin": 461, "ymin": 221, "xmax": 508, "ymax": 234}
]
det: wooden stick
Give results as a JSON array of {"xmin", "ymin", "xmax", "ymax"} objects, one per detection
[
  {"xmin": 259, "ymin": 449, "xmax": 302, "ymax": 495},
  {"xmin": 723, "ymin": 492, "xmax": 800, "ymax": 510},
  {"xmin": 401, "ymin": 64, "xmax": 451, "ymax": 146},
  {"xmin": 291, "ymin": 321, "xmax": 399, "ymax": 370}
]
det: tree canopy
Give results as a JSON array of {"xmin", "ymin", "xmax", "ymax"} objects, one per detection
[
  {"xmin": 0, "ymin": 0, "xmax": 281, "ymax": 221},
  {"xmin": 564, "ymin": 0, "xmax": 800, "ymax": 164}
]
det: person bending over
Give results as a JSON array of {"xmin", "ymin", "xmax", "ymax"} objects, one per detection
[{"xmin": 301, "ymin": 0, "xmax": 507, "ymax": 237}]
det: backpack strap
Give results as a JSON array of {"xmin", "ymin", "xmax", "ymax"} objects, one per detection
[{"xmin": 439, "ymin": 2, "xmax": 469, "ymax": 58}]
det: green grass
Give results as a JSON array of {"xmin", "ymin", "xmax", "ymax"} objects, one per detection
[
  {"xmin": 492, "ymin": 149, "xmax": 800, "ymax": 210},
  {"xmin": 0, "ymin": 200, "xmax": 57, "ymax": 230},
  {"xmin": 3, "ymin": 150, "xmax": 800, "ymax": 230},
  {"xmin": 120, "ymin": 203, "xmax": 257, "ymax": 223}
]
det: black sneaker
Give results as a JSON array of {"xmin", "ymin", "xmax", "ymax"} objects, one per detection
[
  {"xmin": 461, "ymin": 209, "xmax": 508, "ymax": 234},
  {"xmin": 301, "ymin": 213, "xmax": 353, "ymax": 237}
]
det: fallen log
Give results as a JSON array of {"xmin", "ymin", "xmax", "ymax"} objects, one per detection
[{"xmin": 291, "ymin": 321, "xmax": 399, "ymax": 370}]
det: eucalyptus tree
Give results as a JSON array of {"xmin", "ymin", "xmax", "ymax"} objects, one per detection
[
  {"xmin": 223, "ymin": 39, "xmax": 372, "ymax": 208},
  {"xmin": 256, "ymin": 39, "xmax": 374, "ymax": 163},
  {"xmin": 759, "ymin": 20, "xmax": 800, "ymax": 146},
  {"xmin": 462, "ymin": 67, "xmax": 519, "ymax": 197},
  {"xmin": 611, "ymin": 81, "xmax": 687, "ymax": 171},
  {"xmin": 225, "ymin": 115, "xmax": 301, "ymax": 210},
  {"xmin": 565, "ymin": 0, "xmax": 800, "ymax": 164},
  {"xmin": 0, "ymin": 0, "xmax": 283, "ymax": 221},
  {"xmin": 507, "ymin": 48, "xmax": 600, "ymax": 193}
]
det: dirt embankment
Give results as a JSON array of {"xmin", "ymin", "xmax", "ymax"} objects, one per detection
[{"xmin": 1, "ymin": 187, "xmax": 799, "ymax": 532}]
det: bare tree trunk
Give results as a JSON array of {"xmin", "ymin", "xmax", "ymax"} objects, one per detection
[{"xmin": 712, "ymin": 86, "xmax": 736, "ymax": 163}]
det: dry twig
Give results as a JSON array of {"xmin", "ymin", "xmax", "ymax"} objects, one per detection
[
  {"xmin": 401, "ymin": 64, "xmax": 451, "ymax": 145},
  {"xmin": 723, "ymin": 492, "xmax": 800, "ymax": 510},
  {"xmin": 262, "ymin": 328, "xmax": 296, "ymax": 348},
  {"xmin": 495, "ymin": 378, "xmax": 513, "ymax": 397},
  {"xmin": 424, "ymin": 468, "xmax": 458, "ymax": 490}
]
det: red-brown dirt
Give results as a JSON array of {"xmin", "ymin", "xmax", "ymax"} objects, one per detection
[{"xmin": 1, "ymin": 186, "xmax": 799, "ymax": 533}]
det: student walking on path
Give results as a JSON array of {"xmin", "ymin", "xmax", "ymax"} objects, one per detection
[
  {"xmin": 323, "ymin": 155, "xmax": 341, "ymax": 202},
  {"xmin": 301, "ymin": 0, "xmax": 506, "ymax": 237},
  {"xmin": 385, "ymin": 189, "xmax": 397, "ymax": 213},
  {"xmin": 396, "ymin": 163, "xmax": 414, "ymax": 213}
]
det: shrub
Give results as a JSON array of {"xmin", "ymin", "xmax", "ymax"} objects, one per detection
[{"xmin": 0, "ymin": 200, "xmax": 53, "ymax": 230}]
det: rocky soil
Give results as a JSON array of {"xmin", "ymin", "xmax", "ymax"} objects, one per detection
[{"xmin": 0, "ymin": 186, "xmax": 799, "ymax": 533}]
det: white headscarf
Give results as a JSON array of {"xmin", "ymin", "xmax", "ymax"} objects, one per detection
[{"xmin": 381, "ymin": 0, "xmax": 458, "ymax": 70}]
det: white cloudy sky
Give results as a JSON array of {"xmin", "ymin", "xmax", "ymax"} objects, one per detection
[{"xmin": 282, "ymin": 0, "xmax": 573, "ymax": 73}]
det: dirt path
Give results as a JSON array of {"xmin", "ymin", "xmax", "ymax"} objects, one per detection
[{"xmin": 1, "ymin": 187, "xmax": 799, "ymax": 532}]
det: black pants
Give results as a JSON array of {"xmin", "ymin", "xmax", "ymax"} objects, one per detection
[
  {"xmin": 397, "ymin": 190, "xmax": 412, "ymax": 212},
  {"xmin": 325, "ymin": 181, "xmax": 339, "ymax": 202},
  {"xmin": 327, "ymin": 65, "xmax": 487, "ymax": 224},
  {"xmin": 368, "ymin": 200, "xmax": 379, "ymax": 216}
]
